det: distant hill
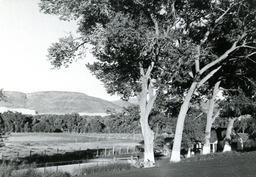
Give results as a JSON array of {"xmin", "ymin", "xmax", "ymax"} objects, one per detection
[
  {"xmin": 112, "ymin": 98, "xmax": 138, "ymax": 108},
  {"xmin": 0, "ymin": 91, "xmax": 123, "ymax": 114},
  {"xmin": 112, "ymin": 100, "xmax": 134, "ymax": 108}
]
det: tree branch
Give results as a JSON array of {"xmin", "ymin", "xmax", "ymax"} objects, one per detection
[
  {"xmin": 150, "ymin": 14, "xmax": 160, "ymax": 37},
  {"xmin": 215, "ymin": 4, "xmax": 234, "ymax": 24},
  {"xmin": 193, "ymin": 112, "xmax": 204, "ymax": 121},
  {"xmin": 145, "ymin": 62, "xmax": 154, "ymax": 78},
  {"xmin": 246, "ymin": 52, "xmax": 256, "ymax": 58},
  {"xmin": 139, "ymin": 63, "xmax": 145, "ymax": 76},
  {"xmin": 242, "ymin": 45, "xmax": 256, "ymax": 50},
  {"xmin": 199, "ymin": 37, "xmax": 241, "ymax": 75},
  {"xmin": 200, "ymin": 31, "xmax": 210, "ymax": 45},
  {"xmin": 198, "ymin": 66, "xmax": 222, "ymax": 88}
]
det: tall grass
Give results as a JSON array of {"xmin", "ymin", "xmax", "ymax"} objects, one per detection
[
  {"xmin": 0, "ymin": 163, "xmax": 71, "ymax": 177},
  {"xmin": 77, "ymin": 163, "xmax": 131, "ymax": 176},
  {"xmin": 0, "ymin": 162, "xmax": 131, "ymax": 177}
]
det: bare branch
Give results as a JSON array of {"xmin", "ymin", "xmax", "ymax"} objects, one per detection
[
  {"xmin": 198, "ymin": 66, "xmax": 222, "ymax": 88},
  {"xmin": 215, "ymin": 4, "xmax": 234, "ymax": 24},
  {"xmin": 200, "ymin": 31, "xmax": 210, "ymax": 45},
  {"xmin": 247, "ymin": 57, "xmax": 256, "ymax": 64},
  {"xmin": 247, "ymin": 52, "xmax": 256, "ymax": 57},
  {"xmin": 242, "ymin": 45, "xmax": 256, "ymax": 50},
  {"xmin": 193, "ymin": 112, "xmax": 204, "ymax": 121},
  {"xmin": 199, "ymin": 38, "xmax": 241, "ymax": 75},
  {"xmin": 213, "ymin": 81, "xmax": 221, "ymax": 98},
  {"xmin": 145, "ymin": 62, "xmax": 155, "ymax": 77}
]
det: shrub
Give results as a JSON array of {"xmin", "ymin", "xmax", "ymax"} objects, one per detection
[{"xmin": 244, "ymin": 139, "xmax": 256, "ymax": 151}]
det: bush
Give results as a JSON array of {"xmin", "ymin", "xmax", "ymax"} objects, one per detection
[{"xmin": 244, "ymin": 139, "xmax": 256, "ymax": 151}]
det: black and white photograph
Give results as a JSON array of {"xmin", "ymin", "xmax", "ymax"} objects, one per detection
[{"xmin": 0, "ymin": 0, "xmax": 256, "ymax": 176}]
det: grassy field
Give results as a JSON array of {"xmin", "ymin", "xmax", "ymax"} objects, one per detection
[
  {"xmin": 0, "ymin": 133, "xmax": 142, "ymax": 160},
  {"xmin": 91, "ymin": 151, "xmax": 256, "ymax": 177},
  {"xmin": 5, "ymin": 151, "xmax": 256, "ymax": 177}
]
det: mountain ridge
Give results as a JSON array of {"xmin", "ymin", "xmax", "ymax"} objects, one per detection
[{"xmin": 0, "ymin": 91, "xmax": 122, "ymax": 114}]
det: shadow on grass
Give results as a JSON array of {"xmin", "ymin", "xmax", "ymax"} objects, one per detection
[{"xmin": 4, "ymin": 148, "xmax": 140, "ymax": 168}]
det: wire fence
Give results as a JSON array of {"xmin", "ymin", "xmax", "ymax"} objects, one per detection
[{"xmin": 0, "ymin": 145, "xmax": 140, "ymax": 171}]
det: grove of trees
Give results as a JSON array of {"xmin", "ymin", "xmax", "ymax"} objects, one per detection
[{"xmin": 38, "ymin": 0, "xmax": 256, "ymax": 166}]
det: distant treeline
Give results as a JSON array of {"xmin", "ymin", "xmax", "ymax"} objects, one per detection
[
  {"xmin": 0, "ymin": 109, "xmax": 138, "ymax": 134},
  {"xmin": 0, "ymin": 106, "xmax": 174, "ymax": 134},
  {"xmin": 0, "ymin": 111, "xmax": 108, "ymax": 133}
]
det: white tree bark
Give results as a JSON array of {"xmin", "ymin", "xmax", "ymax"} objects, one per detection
[
  {"xmin": 170, "ymin": 81, "xmax": 198, "ymax": 162},
  {"xmin": 169, "ymin": 30, "xmax": 243, "ymax": 163},
  {"xmin": 138, "ymin": 63, "xmax": 157, "ymax": 168},
  {"xmin": 186, "ymin": 147, "xmax": 191, "ymax": 158},
  {"xmin": 223, "ymin": 118, "xmax": 235, "ymax": 152},
  {"xmin": 202, "ymin": 81, "xmax": 221, "ymax": 155}
]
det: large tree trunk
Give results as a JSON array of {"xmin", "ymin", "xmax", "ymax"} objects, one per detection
[
  {"xmin": 202, "ymin": 81, "xmax": 220, "ymax": 155},
  {"xmin": 170, "ymin": 81, "xmax": 198, "ymax": 162},
  {"xmin": 140, "ymin": 112, "xmax": 155, "ymax": 167},
  {"xmin": 138, "ymin": 64, "xmax": 157, "ymax": 168},
  {"xmin": 223, "ymin": 118, "xmax": 235, "ymax": 152}
]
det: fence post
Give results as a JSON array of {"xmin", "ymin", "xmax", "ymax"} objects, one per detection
[
  {"xmin": 112, "ymin": 146, "xmax": 115, "ymax": 156},
  {"xmin": 104, "ymin": 147, "xmax": 107, "ymax": 157},
  {"xmin": 96, "ymin": 146, "xmax": 99, "ymax": 157},
  {"xmin": 127, "ymin": 146, "xmax": 129, "ymax": 154}
]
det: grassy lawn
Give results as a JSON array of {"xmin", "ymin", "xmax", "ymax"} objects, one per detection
[{"xmin": 90, "ymin": 151, "xmax": 256, "ymax": 177}]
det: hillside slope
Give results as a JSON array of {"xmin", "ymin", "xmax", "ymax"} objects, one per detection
[{"xmin": 0, "ymin": 91, "xmax": 122, "ymax": 114}]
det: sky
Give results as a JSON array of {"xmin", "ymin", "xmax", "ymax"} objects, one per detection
[{"xmin": 0, "ymin": 0, "xmax": 119, "ymax": 101}]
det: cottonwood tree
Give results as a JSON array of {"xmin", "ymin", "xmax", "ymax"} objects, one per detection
[
  {"xmin": 39, "ymin": 0, "xmax": 191, "ymax": 167},
  {"xmin": 169, "ymin": 0, "xmax": 256, "ymax": 162}
]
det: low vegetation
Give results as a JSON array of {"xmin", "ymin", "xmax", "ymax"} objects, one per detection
[{"xmin": 0, "ymin": 163, "xmax": 131, "ymax": 177}]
